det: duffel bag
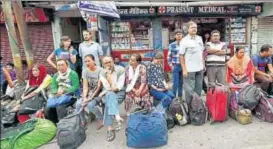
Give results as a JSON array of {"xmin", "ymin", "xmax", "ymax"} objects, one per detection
[
  {"xmin": 238, "ymin": 85, "xmax": 262, "ymax": 110},
  {"xmin": 18, "ymin": 94, "xmax": 46, "ymax": 115},
  {"xmin": 1, "ymin": 118, "xmax": 56, "ymax": 149},
  {"xmin": 126, "ymin": 109, "xmax": 168, "ymax": 148},
  {"xmin": 57, "ymin": 110, "xmax": 86, "ymax": 149}
]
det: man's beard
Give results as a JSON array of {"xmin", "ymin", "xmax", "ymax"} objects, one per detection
[{"xmin": 84, "ymin": 38, "xmax": 89, "ymax": 41}]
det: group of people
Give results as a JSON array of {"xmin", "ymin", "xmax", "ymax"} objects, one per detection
[
  {"xmin": 168, "ymin": 21, "xmax": 273, "ymax": 107},
  {"xmin": 1, "ymin": 21, "xmax": 273, "ymax": 143}
]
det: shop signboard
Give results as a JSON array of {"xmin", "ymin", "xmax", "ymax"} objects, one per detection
[
  {"xmin": 78, "ymin": 1, "xmax": 120, "ymax": 18},
  {"xmin": 157, "ymin": 4, "xmax": 262, "ymax": 15},
  {"xmin": 118, "ymin": 7, "xmax": 156, "ymax": 16}
]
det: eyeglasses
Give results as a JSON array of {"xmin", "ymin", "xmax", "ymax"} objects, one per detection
[{"xmin": 103, "ymin": 61, "xmax": 112, "ymax": 65}]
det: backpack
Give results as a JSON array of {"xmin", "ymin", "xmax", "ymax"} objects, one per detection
[
  {"xmin": 238, "ymin": 85, "xmax": 263, "ymax": 110},
  {"xmin": 189, "ymin": 93, "xmax": 208, "ymax": 126},
  {"xmin": 255, "ymin": 93, "xmax": 273, "ymax": 123},
  {"xmin": 169, "ymin": 98, "xmax": 189, "ymax": 126},
  {"xmin": 164, "ymin": 110, "xmax": 175, "ymax": 129},
  {"xmin": 57, "ymin": 110, "xmax": 86, "ymax": 149}
]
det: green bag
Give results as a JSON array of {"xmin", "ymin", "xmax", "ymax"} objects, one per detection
[{"xmin": 1, "ymin": 118, "xmax": 56, "ymax": 149}]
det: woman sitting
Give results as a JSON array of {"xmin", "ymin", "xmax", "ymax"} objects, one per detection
[
  {"xmin": 17, "ymin": 64, "xmax": 52, "ymax": 123},
  {"xmin": 124, "ymin": 54, "xmax": 153, "ymax": 115},
  {"xmin": 147, "ymin": 52, "xmax": 175, "ymax": 111},
  {"xmin": 45, "ymin": 59, "xmax": 80, "ymax": 123},
  {"xmin": 226, "ymin": 46, "xmax": 255, "ymax": 89}
]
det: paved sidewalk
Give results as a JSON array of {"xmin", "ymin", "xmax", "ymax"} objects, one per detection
[{"xmin": 40, "ymin": 101, "xmax": 273, "ymax": 149}]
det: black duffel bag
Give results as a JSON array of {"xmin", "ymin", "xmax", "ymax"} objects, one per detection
[{"xmin": 18, "ymin": 92, "xmax": 46, "ymax": 115}]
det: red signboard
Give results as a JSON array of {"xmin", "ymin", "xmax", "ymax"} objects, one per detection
[{"xmin": 0, "ymin": 8, "xmax": 48, "ymax": 23}]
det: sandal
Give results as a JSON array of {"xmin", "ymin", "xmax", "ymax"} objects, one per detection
[
  {"xmin": 115, "ymin": 120, "xmax": 123, "ymax": 131},
  {"xmin": 107, "ymin": 130, "xmax": 115, "ymax": 142}
]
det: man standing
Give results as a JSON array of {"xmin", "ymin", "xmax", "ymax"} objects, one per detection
[
  {"xmin": 205, "ymin": 30, "xmax": 227, "ymax": 85},
  {"xmin": 179, "ymin": 21, "xmax": 205, "ymax": 105},
  {"xmin": 79, "ymin": 30, "xmax": 103, "ymax": 69},
  {"xmin": 167, "ymin": 29, "xmax": 183, "ymax": 100},
  {"xmin": 252, "ymin": 44, "xmax": 273, "ymax": 92}
]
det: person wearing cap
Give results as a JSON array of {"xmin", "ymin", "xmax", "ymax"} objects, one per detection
[{"xmin": 167, "ymin": 29, "xmax": 183, "ymax": 101}]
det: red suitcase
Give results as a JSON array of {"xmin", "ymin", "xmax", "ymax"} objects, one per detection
[{"xmin": 206, "ymin": 84, "xmax": 229, "ymax": 122}]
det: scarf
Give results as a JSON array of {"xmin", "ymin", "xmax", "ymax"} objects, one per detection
[
  {"xmin": 56, "ymin": 68, "xmax": 72, "ymax": 89},
  {"xmin": 227, "ymin": 55, "xmax": 250, "ymax": 75},
  {"xmin": 29, "ymin": 64, "xmax": 47, "ymax": 87},
  {"xmin": 126, "ymin": 65, "xmax": 140, "ymax": 92}
]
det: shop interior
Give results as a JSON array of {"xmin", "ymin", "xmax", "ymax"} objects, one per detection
[{"xmin": 162, "ymin": 17, "xmax": 228, "ymax": 48}]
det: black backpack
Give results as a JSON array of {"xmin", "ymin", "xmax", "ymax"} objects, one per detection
[{"xmin": 57, "ymin": 110, "xmax": 86, "ymax": 149}]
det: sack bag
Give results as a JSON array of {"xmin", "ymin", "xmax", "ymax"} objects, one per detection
[
  {"xmin": 47, "ymin": 95, "xmax": 72, "ymax": 108},
  {"xmin": 1, "ymin": 119, "xmax": 56, "ymax": 149},
  {"xmin": 189, "ymin": 93, "xmax": 208, "ymax": 126},
  {"xmin": 169, "ymin": 98, "xmax": 189, "ymax": 126},
  {"xmin": 206, "ymin": 83, "xmax": 228, "ymax": 122},
  {"xmin": 126, "ymin": 110, "xmax": 168, "ymax": 148},
  {"xmin": 18, "ymin": 94, "xmax": 46, "ymax": 115},
  {"xmin": 255, "ymin": 93, "xmax": 273, "ymax": 123},
  {"xmin": 229, "ymin": 92, "xmax": 252, "ymax": 125},
  {"xmin": 57, "ymin": 110, "xmax": 86, "ymax": 149},
  {"xmin": 238, "ymin": 85, "xmax": 263, "ymax": 110},
  {"xmin": 165, "ymin": 110, "xmax": 175, "ymax": 129},
  {"xmin": 235, "ymin": 109, "xmax": 252, "ymax": 125}
]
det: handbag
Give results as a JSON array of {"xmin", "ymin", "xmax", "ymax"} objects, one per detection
[{"xmin": 47, "ymin": 95, "xmax": 72, "ymax": 108}]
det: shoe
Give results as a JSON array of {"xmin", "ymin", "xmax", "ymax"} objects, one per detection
[
  {"xmin": 115, "ymin": 119, "xmax": 123, "ymax": 131},
  {"xmin": 107, "ymin": 130, "xmax": 115, "ymax": 142}
]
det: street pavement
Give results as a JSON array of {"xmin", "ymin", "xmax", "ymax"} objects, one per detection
[
  {"xmin": 40, "ymin": 101, "xmax": 273, "ymax": 149},
  {"xmin": 40, "ymin": 79, "xmax": 273, "ymax": 149}
]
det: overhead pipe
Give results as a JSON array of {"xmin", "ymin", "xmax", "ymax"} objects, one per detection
[{"xmin": 115, "ymin": 1, "xmax": 266, "ymax": 7}]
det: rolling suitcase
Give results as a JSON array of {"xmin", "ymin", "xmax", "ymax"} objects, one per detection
[{"xmin": 206, "ymin": 83, "xmax": 228, "ymax": 122}]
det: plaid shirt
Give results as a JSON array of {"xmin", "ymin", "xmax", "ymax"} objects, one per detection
[{"xmin": 167, "ymin": 41, "xmax": 181, "ymax": 66}]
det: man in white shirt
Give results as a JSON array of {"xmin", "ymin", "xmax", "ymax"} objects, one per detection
[
  {"xmin": 98, "ymin": 56, "xmax": 125, "ymax": 142},
  {"xmin": 205, "ymin": 30, "xmax": 227, "ymax": 85},
  {"xmin": 79, "ymin": 30, "xmax": 103, "ymax": 69},
  {"xmin": 179, "ymin": 21, "xmax": 205, "ymax": 105}
]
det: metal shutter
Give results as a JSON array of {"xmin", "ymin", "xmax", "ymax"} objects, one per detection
[{"xmin": 257, "ymin": 17, "xmax": 273, "ymax": 51}]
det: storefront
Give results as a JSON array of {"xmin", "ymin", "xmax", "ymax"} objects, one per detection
[{"xmin": 110, "ymin": 4, "xmax": 262, "ymax": 68}]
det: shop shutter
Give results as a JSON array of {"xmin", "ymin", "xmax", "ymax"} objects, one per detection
[
  {"xmin": 257, "ymin": 17, "xmax": 273, "ymax": 51},
  {"xmin": 0, "ymin": 23, "xmax": 55, "ymax": 74}
]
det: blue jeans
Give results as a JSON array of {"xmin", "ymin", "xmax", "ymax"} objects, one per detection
[
  {"xmin": 172, "ymin": 64, "xmax": 183, "ymax": 97},
  {"xmin": 183, "ymin": 71, "xmax": 204, "ymax": 105},
  {"xmin": 76, "ymin": 97, "xmax": 104, "ymax": 123},
  {"xmin": 103, "ymin": 91, "xmax": 125, "ymax": 126},
  {"xmin": 150, "ymin": 89, "xmax": 175, "ymax": 108}
]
